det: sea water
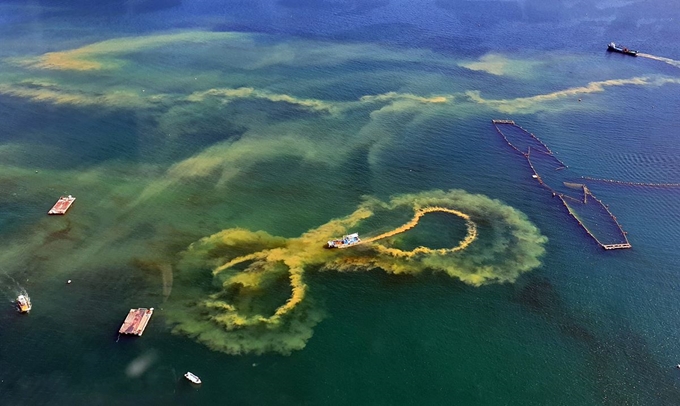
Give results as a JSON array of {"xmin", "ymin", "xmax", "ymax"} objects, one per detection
[{"xmin": 1, "ymin": 1, "xmax": 680, "ymax": 405}]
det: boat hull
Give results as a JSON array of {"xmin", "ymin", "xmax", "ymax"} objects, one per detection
[
  {"xmin": 184, "ymin": 372, "xmax": 202, "ymax": 385},
  {"xmin": 326, "ymin": 233, "xmax": 361, "ymax": 248},
  {"xmin": 16, "ymin": 295, "xmax": 31, "ymax": 313},
  {"xmin": 607, "ymin": 43, "xmax": 638, "ymax": 56},
  {"xmin": 325, "ymin": 240, "xmax": 361, "ymax": 249}
]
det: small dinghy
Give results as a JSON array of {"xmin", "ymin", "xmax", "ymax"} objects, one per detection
[{"xmin": 184, "ymin": 371, "xmax": 202, "ymax": 385}]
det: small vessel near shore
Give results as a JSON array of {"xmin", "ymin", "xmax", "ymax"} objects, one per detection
[
  {"xmin": 327, "ymin": 233, "xmax": 361, "ymax": 249},
  {"xmin": 607, "ymin": 42, "xmax": 638, "ymax": 56},
  {"xmin": 16, "ymin": 294, "xmax": 32, "ymax": 313},
  {"xmin": 184, "ymin": 371, "xmax": 202, "ymax": 385}
]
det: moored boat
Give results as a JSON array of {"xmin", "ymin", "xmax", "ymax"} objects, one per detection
[
  {"xmin": 326, "ymin": 232, "xmax": 361, "ymax": 249},
  {"xmin": 16, "ymin": 294, "xmax": 31, "ymax": 313},
  {"xmin": 184, "ymin": 371, "xmax": 202, "ymax": 384},
  {"xmin": 118, "ymin": 308, "xmax": 154, "ymax": 336},
  {"xmin": 607, "ymin": 42, "xmax": 638, "ymax": 56},
  {"xmin": 48, "ymin": 195, "xmax": 76, "ymax": 215}
]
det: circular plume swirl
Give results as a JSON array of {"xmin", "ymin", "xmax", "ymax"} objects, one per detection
[{"xmin": 166, "ymin": 189, "xmax": 547, "ymax": 355}]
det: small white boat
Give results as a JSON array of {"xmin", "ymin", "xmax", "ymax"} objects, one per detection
[
  {"xmin": 184, "ymin": 371, "xmax": 202, "ymax": 385},
  {"xmin": 16, "ymin": 294, "xmax": 32, "ymax": 313}
]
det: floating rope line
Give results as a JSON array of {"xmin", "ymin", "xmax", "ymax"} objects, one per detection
[{"xmin": 492, "ymin": 120, "xmax": 631, "ymax": 250}]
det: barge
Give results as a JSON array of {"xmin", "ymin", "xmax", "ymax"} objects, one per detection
[
  {"xmin": 119, "ymin": 308, "xmax": 154, "ymax": 336},
  {"xmin": 607, "ymin": 42, "xmax": 638, "ymax": 56},
  {"xmin": 327, "ymin": 233, "xmax": 361, "ymax": 249},
  {"xmin": 48, "ymin": 195, "xmax": 76, "ymax": 215}
]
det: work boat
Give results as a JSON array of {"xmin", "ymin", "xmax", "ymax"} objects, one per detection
[
  {"xmin": 16, "ymin": 295, "xmax": 32, "ymax": 313},
  {"xmin": 326, "ymin": 233, "xmax": 361, "ymax": 248},
  {"xmin": 184, "ymin": 372, "xmax": 202, "ymax": 385},
  {"xmin": 607, "ymin": 42, "xmax": 638, "ymax": 56}
]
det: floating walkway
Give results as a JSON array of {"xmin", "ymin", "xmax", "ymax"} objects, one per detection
[
  {"xmin": 492, "ymin": 120, "xmax": 631, "ymax": 250},
  {"xmin": 119, "ymin": 308, "xmax": 154, "ymax": 336}
]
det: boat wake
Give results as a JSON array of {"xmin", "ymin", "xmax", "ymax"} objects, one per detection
[
  {"xmin": 0, "ymin": 273, "xmax": 29, "ymax": 305},
  {"xmin": 580, "ymin": 176, "xmax": 680, "ymax": 188},
  {"xmin": 637, "ymin": 53, "xmax": 680, "ymax": 69}
]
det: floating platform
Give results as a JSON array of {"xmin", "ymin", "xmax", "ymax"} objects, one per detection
[
  {"xmin": 48, "ymin": 195, "xmax": 76, "ymax": 215},
  {"xmin": 602, "ymin": 243, "xmax": 632, "ymax": 250},
  {"xmin": 119, "ymin": 308, "xmax": 154, "ymax": 336}
]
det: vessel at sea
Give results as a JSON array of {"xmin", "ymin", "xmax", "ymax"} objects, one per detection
[
  {"xmin": 327, "ymin": 233, "xmax": 361, "ymax": 248},
  {"xmin": 48, "ymin": 195, "xmax": 76, "ymax": 215},
  {"xmin": 16, "ymin": 295, "xmax": 31, "ymax": 313},
  {"xmin": 607, "ymin": 42, "xmax": 638, "ymax": 56},
  {"xmin": 184, "ymin": 372, "xmax": 202, "ymax": 385}
]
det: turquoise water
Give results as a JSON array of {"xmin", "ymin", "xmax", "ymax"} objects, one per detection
[{"xmin": 2, "ymin": 1, "xmax": 680, "ymax": 404}]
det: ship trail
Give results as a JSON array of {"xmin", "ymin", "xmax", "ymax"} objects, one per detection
[
  {"xmin": 160, "ymin": 263, "xmax": 173, "ymax": 302},
  {"xmin": 637, "ymin": 53, "xmax": 680, "ymax": 69},
  {"xmin": 0, "ymin": 272, "xmax": 28, "ymax": 302},
  {"xmin": 580, "ymin": 176, "xmax": 680, "ymax": 188}
]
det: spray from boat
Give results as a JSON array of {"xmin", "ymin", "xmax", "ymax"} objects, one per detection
[{"xmin": 0, "ymin": 272, "xmax": 32, "ymax": 313}]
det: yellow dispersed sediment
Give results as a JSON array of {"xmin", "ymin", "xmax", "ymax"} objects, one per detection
[
  {"xmin": 168, "ymin": 190, "xmax": 547, "ymax": 355},
  {"xmin": 364, "ymin": 206, "xmax": 477, "ymax": 257}
]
